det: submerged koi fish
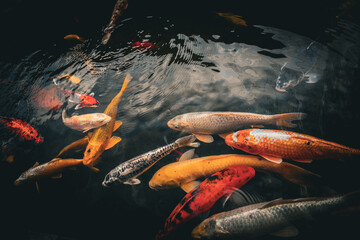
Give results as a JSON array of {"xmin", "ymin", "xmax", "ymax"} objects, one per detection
[
  {"xmin": 32, "ymin": 86, "xmax": 63, "ymax": 111},
  {"xmin": 55, "ymin": 133, "xmax": 93, "ymax": 158},
  {"xmin": 102, "ymin": 135, "xmax": 199, "ymax": 186},
  {"xmin": 216, "ymin": 13, "xmax": 247, "ymax": 27},
  {"xmin": 155, "ymin": 165, "xmax": 255, "ymax": 240},
  {"xmin": 55, "ymin": 74, "xmax": 81, "ymax": 84},
  {"xmin": 192, "ymin": 191, "xmax": 360, "ymax": 239},
  {"xmin": 102, "ymin": 0, "xmax": 128, "ymax": 44},
  {"xmin": 62, "ymin": 110, "xmax": 111, "ymax": 133},
  {"xmin": 131, "ymin": 41, "xmax": 155, "ymax": 50},
  {"xmin": 83, "ymin": 74, "xmax": 131, "ymax": 166},
  {"xmin": 53, "ymin": 79, "xmax": 99, "ymax": 109},
  {"xmin": 14, "ymin": 158, "xmax": 85, "ymax": 191},
  {"xmin": 0, "ymin": 116, "xmax": 43, "ymax": 144},
  {"xmin": 167, "ymin": 112, "xmax": 306, "ymax": 143},
  {"xmin": 149, "ymin": 153, "xmax": 320, "ymax": 192},
  {"xmin": 64, "ymin": 34, "xmax": 84, "ymax": 42},
  {"xmin": 225, "ymin": 129, "xmax": 360, "ymax": 164}
]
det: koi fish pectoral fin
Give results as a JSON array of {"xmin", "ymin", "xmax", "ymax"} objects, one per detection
[
  {"xmin": 194, "ymin": 134, "xmax": 214, "ymax": 143},
  {"xmin": 51, "ymin": 173, "xmax": 62, "ymax": 179},
  {"xmin": 294, "ymin": 159, "xmax": 313, "ymax": 163},
  {"xmin": 218, "ymin": 132, "xmax": 233, "ymax": 139},
  {"xmin": 304, "ymin": 73, "xmax": 319, "ymax": 84},
  {"xmin": 105, "ymin": 136, "xmax": 122, "ymax": 150},
  {"xmin": 261, "ymin": 155, "xmax": 283, "ymax": 164},
  {"xmin": 113, "ymin": 121, "xmax": 122, "ymax": 132},
  {"xmin": 178, "ymin": 149, "xmax": 195, "ymax": 161},
  {"xmin": 180, "ymin": 180, "xmax": 201, "ymax": 193},
  {"xmin": 123, "ymin": 178, "xmax": 141, "ymax": 185}
]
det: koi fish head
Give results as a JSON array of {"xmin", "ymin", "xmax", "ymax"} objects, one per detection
[
  {"xmin": 275, "ymin": 66, "xmax": 304, "ymax": 92},
  {"xmin": 14, "ymin": 171, "xmax": 32, "ymax": 186},
  {"xmin": 102, "ymin": 171, "xmax": 121, "ymax": 187},
  {"xmin": 79, "ymin": 94, "xmax": 100, "ymax": 108},
  {"xmin": 149, "ymin": 168, "xmax": 179, "ymax": 190},
  {"xmin": 83, "ymin": 143, "xmax": 102, "ymax": 166},
  {"xmin": 225, "ymin": 130, "xmax": 258, "ymax": 154},
  {"xmin": 192, "ymin": 219, "xmax": 218, "ymax": 239},
  {"xmin": 167, "ymin": 115, "xmax": 191, "ymax": 133},
  {"xmin": 91, "ymin": 114, "xmax": 112, "ymax": 126}
]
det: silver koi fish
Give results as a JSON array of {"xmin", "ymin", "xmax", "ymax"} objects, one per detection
[
  {"xmin": 102, "ymin": 135, "xmax": 200, "ymax": 186},
  {"xmin": 102, "ymin": 0, "xmax": 128, "ymax": 45}
]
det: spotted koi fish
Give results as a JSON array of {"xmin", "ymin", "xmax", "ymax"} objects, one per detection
[
  {"xmin": 155, "ymin": 165, "xmax": 255, "ymax": 240},
  {"xmin": 0, "ymin": 116, "xmax": 43, "ymax": 144},
  {"xmin": 53, "ymin": 79, "xmax": 100, "ymax": 110},
  {"xmin": 102, "ymin": 135, "xmax": 199, "ymax": 186},
  {"xmin": 225, "ymin": 129, "xmax": 360, "ymax": 164}
]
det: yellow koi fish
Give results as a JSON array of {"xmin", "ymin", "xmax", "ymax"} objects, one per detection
[
  {"xmin": 83, "ymin": 74, "xmax": 131, "ymax": 166},
  {"xmin": 64, "ymin": 34, "xmax": 84, "ymax": 43},
  {"xmin": 62, "ymin": 109, "xmax": 111, "ymax": 133},
  {"xmin": 217, "ymin": 13, "xmax": 247, "ymax": 27},
  {"xmin": 149, "ymin": 152, "xmax": 320, "ymax": 192}
]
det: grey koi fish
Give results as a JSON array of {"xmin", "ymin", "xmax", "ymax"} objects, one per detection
[
  {"xmin": 192, "ymin": 191, "xmax": 360, "ymax": 239},
  {"xmin": 102, "ymin": 135, "xmax": 200, "ymax": 186},
  {"xmin": 167, "ymin": 112, "xmax": 306, "ymax": 143},
  {"xmin": 102, "ymin": 0, "xmax": 129, "ymax": 45}
]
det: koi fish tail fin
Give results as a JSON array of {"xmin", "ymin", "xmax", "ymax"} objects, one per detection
[
  {"xmin": 279, "ymin": 162, "xmax": 322, "ymax": 187},
  {"xmin": 112, "ymin": 74, "xmax": 132, "ymax": 103},
  {"xmin": 102, "ymin": 32, "xmax": 112, "ymax": 45},
  {"xmin": 342, "ymin": 190, "xmax": 360, "ymax": 207},
  {"xmin": 273, "ymin": 112, "xmax": 307, "ymax": 128},
  {"xmin": 175, "ymin": 135, "xmax": 200, "ymax": 148}
]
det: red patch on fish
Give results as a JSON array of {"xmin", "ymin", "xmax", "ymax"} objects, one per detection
[
  {"xmin": 31, "ymin": 86, "xmax": 63, "ymax": 111},
  {"xmin": 78, "ymin": 94, "xmax": 100, "ymax": 108},
  {"xmin": 131, "ymin": 41, "xmax": 155, "ymax": 50},
  {"xmin": 0, "ymin": 117, "xmax": 43, "ymax": 144},
  {"xmin": 155, "ymin": 165, "xmax": 255, "ymax": 239}
]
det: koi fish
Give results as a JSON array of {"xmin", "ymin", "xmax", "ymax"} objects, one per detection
[
  {"xmin": 275, "ymin": 41, "xmax": 320, "ymax": 92},
  {"xmin": 192, "ymin": 191, "xmax": 360, "ymax": 239},
  {"xmin": 53, "ymin": 79, "xmax": 99, "ymax": 109},
  {"xmin": 167, "ymin": 112, "xmax": 306, "ymax": 143},
  {"xmin": 55, "ymin": 133, "xmax": 93, "ymax": 158},
  {"xmin": 0, "ymin": 116, "xmax": 43, "ymax": 144},
  {"xmin": 225, "ymin": 129, "xmax": 360, "ymax": 164},
  {"xmin": 14, "ymin": 158, "xmax": 84, "ymax": 191},
  {"xmin": 64, "ymin": 34, "xmax": 84, "ymax": 42},
  {"xmin": 55, "ymin": 74, "xmax": 81, "ymax": 84},
  {"xmin": 102, "ymin": 135, "xmax": 199, "ymax": 186},
  {"xmin": 131, "ymin": 41, "xmax": 155, "ymax": 50},
  {"xmin": 216, "ymin": 13, "xmax": 247, "ymax": 27},
  {"xmin": 62, "ymin": 110, "xmax": 111, "ymax": 133},
  {"xmin": 149, "ymin": 152, "xmax": 320, "ymax": 192},
  {"xmin": 102, "ymin": 0, "xmax": 128, "ymax": 45},
  {"xmin": 31, "ymin": 86, "xmax": 63, "ymax": 111},
  {"xmin": 2, "ymin": 141, "xmax": 14, "ymax": 163},
  {"xmin": 155, "ymin": 165, "xmax": 255, "ymax": 240},
  {"xmin": 83, "ymin": 74, "xmax": 131, "ymax": 166}
]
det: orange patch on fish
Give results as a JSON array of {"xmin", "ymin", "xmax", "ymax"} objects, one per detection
[{"xmin": 64, "ymin": 34, "xmax": 84, "ymax": 42}]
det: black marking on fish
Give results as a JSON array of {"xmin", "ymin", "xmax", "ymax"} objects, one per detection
[{"xmin": 182, "ymin": 202, "xmax": 194, "ymax": 214}]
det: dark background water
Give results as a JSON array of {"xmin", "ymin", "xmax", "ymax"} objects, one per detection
[{"xmin": 1, "ymin": 0, "xmax": 360, "ymax": 240}]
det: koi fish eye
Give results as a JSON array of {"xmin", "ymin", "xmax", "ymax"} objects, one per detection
[
  {"xmin": 87, "ymin": 149, "xmax": 91, "ymax": 153},
  {"xmin": 173, "ymin": 125, "xmax": 179, "ymax": 129}
]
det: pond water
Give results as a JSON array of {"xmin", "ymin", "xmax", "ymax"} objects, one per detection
[{"xmin": 1, "ymin": 0, "xmax": 360, "ymax": 240}]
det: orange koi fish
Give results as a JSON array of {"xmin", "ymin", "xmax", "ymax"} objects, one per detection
[
  {"xmin": 64, "ymin": 34, "xmax": 84, "ymax": 42},
  {"xmin": 55, "ymin": 74, "xmax": 81, "ymax": 84},
  {"xmin": 167, "ymin": 112, "xmax": 306, "ymax": 143},
  {"xmin": 62, "ymin": 110, "xmax": 111, "ymax": 133},
  {"xmin": 55, "ymin": 133, "xmax": 93, "ymax": 158},
  {"xmin": 0, "ymin": 116, "xmax": 43, "ymax": 144},
  {"xmin": 14, "ymin": 158, "xmax": 97, "ymax": 191},
  {"xmin": 83, "ymin": 74, "xmax": 131, "ymax": 166},
  {"xmin": 149, "ymin": 152, "xmax": 320, "ymax": 192},
  {"xmin": 216, "ymin": 13, "xmax": 247, "ymax": 27},
  {"xmin": 225, "ymin": 129, "xmax": 360, "ymax": 164},
  {"xmin": 155, "ymin": 165, "xmax": 255, "ymax": 240}
]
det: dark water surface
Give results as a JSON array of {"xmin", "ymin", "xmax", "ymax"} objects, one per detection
[{"xmin": 1, "ymin": 0, "xmax": 360, "ymax": 240}]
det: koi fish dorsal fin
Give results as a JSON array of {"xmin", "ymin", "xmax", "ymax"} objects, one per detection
[
  {"xmin": 180, "ymin": 180, "xmax": 201, "ymax": 193},
  {"xmin": 33, "ymin": 162, "xmax": 40, "ymax": 167},
  {"xmin": 179, "ymin": 149, "xmax": 195, "ymax": 161},
  {"xmin": 194, "ymin": 134, "xmax": 214, "ymax": 143},
  {"xmin": 261, "ymin": 155, "xmax": 282, "ymax": 164},
  {"xmin": 113, "ymin": 120, "xmax": 122, "ymax": 132},
  {"xmin": 105, "ymin": 136, "xmax": 122, "ymax": 150}
]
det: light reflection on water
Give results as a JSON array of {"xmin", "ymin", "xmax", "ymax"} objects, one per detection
[{"xmin": 1, "ymin": 13, "xmax": 360, "ymax": 240}]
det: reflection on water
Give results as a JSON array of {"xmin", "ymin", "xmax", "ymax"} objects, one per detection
[{"xmin": 1, "ymin": 4, "xmax": 360, "ymax": 240}]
